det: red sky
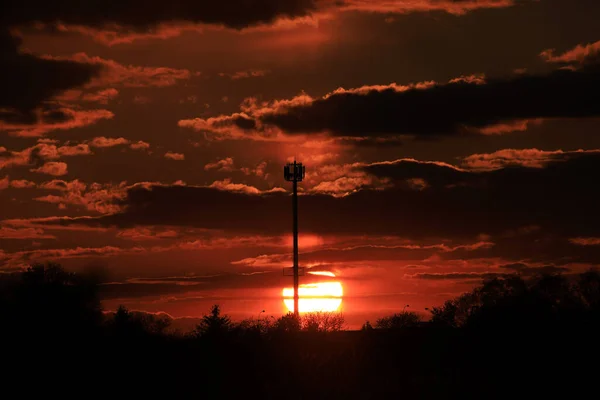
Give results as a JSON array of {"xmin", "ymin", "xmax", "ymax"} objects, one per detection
[{"xmin": 2, "ymin": 0, "xmax": 600, "ymax": 328}]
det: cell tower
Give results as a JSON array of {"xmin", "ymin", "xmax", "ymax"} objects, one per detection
[{"xmin": 284, "ymin": 161, "xmax": 305, "ymax": 317}]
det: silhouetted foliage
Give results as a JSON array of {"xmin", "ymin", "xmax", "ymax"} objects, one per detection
[
  {"xmin": 193, "ymin": 304, "xmax": 232, "ymax": 338},
  {"xmin": 0, "ymin": 262, "xmax": 102, "ymax": 339},
  {"xmin": 375, "ymin": 311, "xmax": 421, "ymax": 329},
  {"xmin": 301, "ymin": 311, "xmax": 346, "ymax": 332},
  {"xmin": 273, "ymin": 312, "xmax": 302, "ymax": 333},
  {"xmin": 4, "ymin": 263, "xmax": 600, "ymax": 398},
  {"xmin": 108, "ymin": 305, "xmax": 172, "ymax": 337},
  {"xmin": 429, "ymin": 272, "xmax": 600, "ymax": 331}
]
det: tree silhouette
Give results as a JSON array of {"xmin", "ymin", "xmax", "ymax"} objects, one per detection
[{"xmin": 193, "ymin": 305, "xmax": 232, "ymax": 338}]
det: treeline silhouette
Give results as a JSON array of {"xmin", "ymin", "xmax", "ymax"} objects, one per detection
[{"xmin": 2, "ymin": 262, "xmax": 600, "ymax": 398}]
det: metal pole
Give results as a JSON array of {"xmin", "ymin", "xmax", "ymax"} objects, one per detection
[{"xmin": 292, "ymin": 163, "xmax": 299, "ymax": 318}]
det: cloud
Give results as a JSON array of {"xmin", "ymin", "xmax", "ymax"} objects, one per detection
[
  {"xmin": 219, "ymin": 69, "xmax": 270, "ymax": 80},
  {"xmin": 232, "ymin": 240, "xmax": 495, "ymax": 268},
  {"xmin": 0, "ymin": 175, "xmax": 8, "ymax": 190},
  {"xmin": 209, "ymin": 179, "xmax": 285, "ymax": 195},
  {"xmin": 205, "ymin": 157, "xmax": 235, "ymax": 172},
  {"xmin": 30, "ymin": 161, "xmax": 68, "ymax": 176},
  {"xmin": 541, "ymin": 40, "xmax": 600, "ymax": 65},
  {"xmin": 1, "ymin": 245, "xmax": 146, "ymax": 270},
  {"xmin": 407, "ymin": 272, "xmax": 501, "ymax": 280},
  {"xmin": 462, "ymin": 149, "xmax": 600, "ymax": 171},
  {"xmin": 1, "ymin": 142, "xmax": 92, "ymax": 170},
  {"xmin": 56, "ymin": 143, "xmax": 92, "ymax": 156},
  {"xmin": 117, "ymin": 227, "xmax": 179, "ymax": 241},
  {"xmin": 0, "ymin": 226, "xmax": 55, "ymax": 240},
  {"xmin": 177, "ymin": 112, "xmax": 273, "ymax": 141},
  {"xmin": 164, "ymin": 152, "xmax": 185, "ymax": 161},
  {"xmin": 241, "ymin": 161, "xmax": 268, "ymax": 178},
  {"xmin": 0, "ymin": 29, "xmax": 100, "ymax": 122},
  {"xmin": 477, "ymin": 119, "xmax": 543, "ymax": 135},
  {"xmin": 130, "ymin": 141, "xmax": 151, "ymax": 151},
  {"xmin": 0, "ymin": 107, "xmax": 114, "ymax": 137},
  {"xmin": 0, "ymin": 0, "xmax": 516, "ymax": 121},
  {"xmin": 80, "ymin": 88, "xmax": 119, "ymax": 103},
  {"xmin": 42, "ymin": 151, "xmax": 600, "ymax": 243},
  {"xmin": 337, "ymin": 0, "xmax": 517, "ymax": 15},
  {"xmin": 498, "ymin": 262, "xmax": 569, "ymax": 275},
  {"xmin": 57, "ymin": 88, "xmax": 120, "ymax": 104},
  {"xmin": 10, "ymin": 179, "xmax": 36, "ymax": 188},
  {"xmin": 89, "ymin": 136, "xmax": 130, "ymax": 148},
  {"xmin": 569, "ymin": 238, "xmax": 600, "ymax": 246},
  {"xmin": 3, "ymin": 1, "xmax": 320, "ymax": 31},
  {"xmin": 42, "ymin": 53, "xmax": 193, "ymax": 88},
  {"xmin": 35, "ymin": 179, "xmax": 127, "ymax": 213},
  {"xmin": 192, "ymin": 64, "xmax": 600, "ymax": 139}
]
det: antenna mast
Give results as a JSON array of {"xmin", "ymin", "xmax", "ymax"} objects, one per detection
[{"xmin": 284, "ymin": 161, "xmax": 305, "ymax": 317}]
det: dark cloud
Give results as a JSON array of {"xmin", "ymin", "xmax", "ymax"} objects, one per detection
[
  {"xmin": 499, "ymin": 263, "xmax": 569, "ymax": 275},
  {"xmin": 98, "ymin": 270, "xmax": 290, "ymax": 300},
  {"xmin": 0, "ymin": 0, "xmax": 318, "ymax": 31},
  {"xmin": 0, "ymin": 1, "xmax": 317, "ymax": 122},
  {"xmin": 260, "ymin": 64, "xmax": 600, "ymax": 137},
  {"xmin": 36, "ymin": 152, "xmax": 600, "ymax": 243},
  {"xmin": 0, "ymin": 30, "xmax": 100, "ymax": 123},
  {"xmin": 409, "ymin": 272, "xmax": 502, "ymax": 280},
  {"xmin": 232, "ymin": 114, "xmax": 257, "ymax": 130}
]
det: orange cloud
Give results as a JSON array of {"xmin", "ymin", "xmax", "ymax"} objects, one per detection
[
  {"xmin": 117, "ymin": 227, "xmax": 179, "ymax": 241},
  {"xmin": 0, "ymin": 226, "xmax": 55, "ymax": 240},
  {"xmin": 209, "ymin": 179, "xmax": 285, "ymax": 195},
  {"xmin": 541, "ymin": 40, "xmax": 600, "ymax": 64},
  {"xmin": 462, "ymin": 149, "xmax": 600, "ymax": 171},
  {"xmin": 164, "ymin": 152, "xmax": 185, "ymax": 161},
  {"xmin": 305, "ymin": 162, "xmax": 391, "ymax": 196},
  {"xmin": 177, "ymin": 80, "xmax": 437, "ymax": 141},
  {"xmin": 34, "ymin": 179, "xmax": 127, "ymax": 213},
  {"xmin": 43, "ymin": 53, "xmax": 193, "ymax": 88},
  {"xmin": 30, "ymin": 162, "xmax": 68, "ymax": 176},
  {"xmin": 56, "ymin": 143, "xmax": 92, "ymax": 156},
  {"xmin": 1, "ymin": 143, "xmax": 93, "ymax": 171},
  {"xmin": 48, "ymin": 22, "xmax": 205, "ymax": 46},
  {"xmin": 478, "ymin": 119, "xmax": 543, "ymax": 135},
  {"xmin": 130, "ymin": 141, "xmax": 151, "ymax": 151},
  {"xmin": 569, "ymin": 237, "xmax": 600, "ymax": 246},
  {"xmin": 0, "ymin": 175, "xmax": 8, "ymax": 190},
  {"xmin": 1, "ymin": 246, "xmax": 146, "ymax": 269},
  {"xmin": 219, "ymin": 69, "xmax": 270, "ymax": 80},
  {"xmin": 81, "ymin": 88, "xmax": 120, "ymax": 103},
  {"xmin": 205, "ymin": 157, "xmax": 235, "ymax": 171},
  {"xmin": 89, "ymin": 136, "xmax": 130, "ymax": 148},
  {"xmin": 10, "ymin": 179, "xmax": 36, "ymax": 189},
  {"xmin": 241, "ymin": 161, "xmax": 268, "ymax": 178}
]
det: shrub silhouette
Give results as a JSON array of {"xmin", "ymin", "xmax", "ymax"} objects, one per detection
[
  {"xmin": 273, "ymin": 312, "xmax": 302, "ymax": 333},
  {"xmin": 375, "ymin": 311, "xmax": 421, "ymax": 329},
  {"xmin": 301, "ymin": 311, "xmax": 346, "ymax": 332}
]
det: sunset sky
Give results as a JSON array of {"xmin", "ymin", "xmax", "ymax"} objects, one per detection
[{"xmin": 2, "ymin": 0, "xmax": 600, "ymax": 327}]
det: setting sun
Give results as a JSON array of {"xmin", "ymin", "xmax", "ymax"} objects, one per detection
[{"xmin": 283, "ymin": 272, "xmax": 343, "ymax": 313}]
